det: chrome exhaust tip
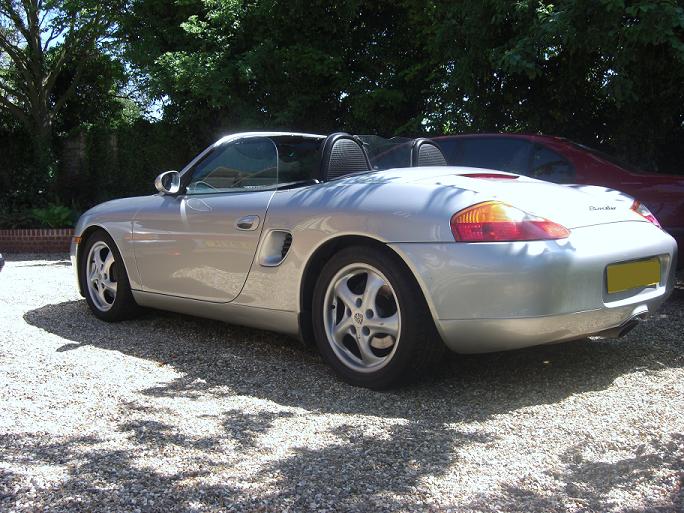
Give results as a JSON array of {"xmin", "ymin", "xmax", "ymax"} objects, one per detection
[
  {"xmin": 617, "ymin": 319, "xmax": 640, "ymax": 337},
  {"xmin": 595, "ymin": 311, "xmax": 648, "ymax": 339}
]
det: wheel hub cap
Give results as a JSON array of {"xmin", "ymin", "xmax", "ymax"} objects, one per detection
[{"xmin": 323, "ymin": 263, "xmax": 401, "ymax": 373}]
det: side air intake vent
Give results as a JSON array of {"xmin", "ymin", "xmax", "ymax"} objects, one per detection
[
  {"xmin": 281, "ymin": 233, "xmax": 292, "ymax": 259},
  {"xmin": 259, "ymin": 230, "xmax": 293, "ymax": 267}
]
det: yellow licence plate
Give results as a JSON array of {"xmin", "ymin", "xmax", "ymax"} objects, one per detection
[{"xmin": 606, "ymin": 257, "xmax": 661, "ymax": 294}]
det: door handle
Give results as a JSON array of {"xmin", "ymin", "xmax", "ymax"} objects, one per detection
[{"xmin": 236, "ymin": 215, "xmax": 260, "ymax": 231}]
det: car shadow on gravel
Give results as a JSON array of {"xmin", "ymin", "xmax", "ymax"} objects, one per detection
[
  {"xmin": 23, "ymin": 291, "xmax": 684, "ymax": 423},
  {"xmin": 16, "ymin": 287, "xmax": 684, "ymax": 512}
]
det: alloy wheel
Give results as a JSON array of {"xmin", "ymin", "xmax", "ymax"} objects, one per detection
[
  {"xmin": 86, "ymin": 241, "xmax": 118, "ymax": 312},
  {"xmin": 322, "ymin": 263, "xmax": 401, "ymax": 373}
]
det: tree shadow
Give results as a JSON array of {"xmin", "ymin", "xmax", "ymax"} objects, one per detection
[
  {"xmin": 219, "ymin": 409, "xmax": 296, "ymax": 449},
  {"xmin": 4, "ymin": 413, "xmax": 682, "ymax": 512},
  {"xmin": 459, "ymin": 433, "xmax": 684, "ymax": 513},
  {"xmin": 13, "ymin": 278, "xmax": 684, "ymax": 511},
  {"xmin": 22, "ymin": 286, "xmax": 684, "ymax": 424},
  {"xmin": 0, "ymin": 432, "xmax": 240, "ymax": 512},
  {"xmin": 240, "ymin": 420, "xmax": 494, "ymax": 511},
  {"xmin": 0, "ymin": 410, "xmax": 493, "ymax": 512}
]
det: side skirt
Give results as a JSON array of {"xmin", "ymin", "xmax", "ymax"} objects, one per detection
[{"xmin": 132, "ymin": 290, "xmax": 300, "ymax": 336}]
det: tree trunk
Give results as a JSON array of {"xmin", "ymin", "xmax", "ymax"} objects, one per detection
[{"xmin": 30, "ymin": 117, "xmax": 57, "ymax": 201}]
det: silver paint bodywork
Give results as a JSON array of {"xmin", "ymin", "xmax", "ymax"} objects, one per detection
[{"xmin": 71, "ymin": 132, "xmax": 678, "ymax": 353}]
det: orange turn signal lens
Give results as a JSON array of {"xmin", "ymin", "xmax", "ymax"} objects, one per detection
[
  {"xmin": 72, "ymin": 236, "xmax": 82, "ymax": 244},
  {"xmin": 450, "ymin": 201, "xmax": 570, "ymax": 242}
]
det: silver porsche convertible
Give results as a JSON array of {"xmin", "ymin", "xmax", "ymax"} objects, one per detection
[{"xmin": 71, "ymin": 132, "xmax": 678, "ymax": 388}]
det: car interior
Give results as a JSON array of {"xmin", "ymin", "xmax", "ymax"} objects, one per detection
[{"xmin": 185, "ymin": 132, "xmax": 451, "ymax": 193}]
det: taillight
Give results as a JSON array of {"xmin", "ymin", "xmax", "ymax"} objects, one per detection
[
  {"xmin": 450, "ymin": 201, "xmax": 571, "ymax": 242},
  {"xmin": 631, "ymin": 200, "xmax": 661, "ymax": 227}
]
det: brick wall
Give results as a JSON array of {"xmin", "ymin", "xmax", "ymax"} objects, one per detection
[{"xmin": 0, "ymin": 228, "xmax": 74, "ymax": 253}]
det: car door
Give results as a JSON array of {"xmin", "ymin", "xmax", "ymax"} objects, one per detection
[{"xmin": 132, "ymin": 136, "xmax": 278, "ymax": 302}]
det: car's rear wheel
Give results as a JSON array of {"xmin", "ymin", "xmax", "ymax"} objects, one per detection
[
  {"xmin": 79, "ymin": 230, "xmax": 138, "ymax": 321},
  {"xmin": 312, "ymin": 246, "xmax": 444, "ymax": 389}
]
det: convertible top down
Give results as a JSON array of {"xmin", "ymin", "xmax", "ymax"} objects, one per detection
[{"xmin": 71, "ymin": 132, "xmax": 678, "ymax": 388}]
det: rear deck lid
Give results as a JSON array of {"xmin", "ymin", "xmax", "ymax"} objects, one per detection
[{"xmin": 415, "ymin": 172, "xmax": 644, "ymax": 229}]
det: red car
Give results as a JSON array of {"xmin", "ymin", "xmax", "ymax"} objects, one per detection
[{"xmin": 431, "ymin": 134, "xmax": 683, "ymax": 258}]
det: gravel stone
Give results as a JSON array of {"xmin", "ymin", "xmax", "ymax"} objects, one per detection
[{"xmin": 0, "ymin": 254, "xmax": 682, "ymax": 512}]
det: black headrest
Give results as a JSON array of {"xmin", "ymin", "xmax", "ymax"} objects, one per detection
[
  {"xmin": 411, "ymin": 138, "xmax": 447, "ymax": 167},
  {"xmin": 320, "ymin": 132, "xmax": 372, "ymax": 181}
]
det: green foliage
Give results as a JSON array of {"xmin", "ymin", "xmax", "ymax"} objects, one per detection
[
  {"xmin": 4, "ymin": 0, "xmax": 684, "ymax": 217},
  {"xmin": 52, "ymin": 51, "xmax": 134, "ymax": 134},
  {"xmin": 115, "ymin": 0, "xmax": 684, "ymax": 173},
  {"xmin": 428, "ymin": 0, "xmax": 684, "ymax": 171},
  {"xmin": 120, "ymin": 0, "xmax": 435, "ymax": 136},
  {"xmin": 58, "ymin": 120, "xmax": 195, "ymax": 209},
  {"xmin": 0, "ymin": 0, "xmax": 133, "ymax": 212},
  {"xmin": 0, "ymin": 210, "xmax": 36, "ymax": 230},
  {"xmin": 30, "ymin": 204, "xmax": 75, "ymax": 228},
  {"xmin": 0, "ymin": 119, "xmax": 194, "ymax": 214},
  {"xmin": 0, "ymin": 129, "xmax": 51, "ymax": 212}
]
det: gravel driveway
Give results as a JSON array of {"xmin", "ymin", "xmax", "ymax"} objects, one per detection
[{"xmin": 1, "ymin": 254, "xmax": 682, "ymax": 513}]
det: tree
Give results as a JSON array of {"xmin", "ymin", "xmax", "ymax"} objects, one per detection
[
  {"xmin": 117, "ymin": 0, "xmax": 684, "ymax": 174},
  {"xmin": 119, "ymin": 0, "xmax": 437, "ymax": 143},
  {"xmin": 0, "ymin": 0, "xmax": 117, "ymax": 174},
  {"xmin": 429, "ymin": 0, "xmax": 684, "ymax": 172},
  {"xmin": 52, "ymin": 50, "xmax": 132, "ymax": 134}
]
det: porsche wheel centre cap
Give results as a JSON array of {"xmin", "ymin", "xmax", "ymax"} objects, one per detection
[{"xmin": 353, "ymin": 312, "xmax": 364, "ymax": 325}]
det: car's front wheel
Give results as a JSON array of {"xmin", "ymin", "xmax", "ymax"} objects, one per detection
[
  {"xmin": 79, "ymin": 230, "xmax": 139, "ymax": 321},
  {"xmin": 312, "ymin": 246, "xmax": 444, "ymax": 389}
]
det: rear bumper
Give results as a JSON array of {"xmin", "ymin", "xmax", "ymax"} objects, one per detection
[
  {"xmin": 665, "ymin": 226, "xmax": 682, "ymax": 267},
  {"xmin": 437, "ymin": 304, "xmax": 652, "ymax": 353},
  {"xmin": 390, "ymin": 221, "xmax": 677, "ymax": 353}
]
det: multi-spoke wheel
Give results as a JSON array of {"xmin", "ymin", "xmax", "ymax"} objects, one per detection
[
  {"xmin": 312, "ymin": 246, "xmax": 444, "ymax": 389},
  {"xmin": 79, "ymin": 231, "xmax": 138, "ymax": 321},
  {"xmin": 86, "ymin": 241, "xmax": 118, "ymax": 312}
]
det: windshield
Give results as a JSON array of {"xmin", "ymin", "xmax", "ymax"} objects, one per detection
[{"xmin": 184, "ymin": 135, "xmax": 324, "ymax": 194}]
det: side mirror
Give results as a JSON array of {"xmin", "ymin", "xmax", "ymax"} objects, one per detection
[{"xmin": 155, "ymin": 170, "xmax": 181, "ymax": 195}]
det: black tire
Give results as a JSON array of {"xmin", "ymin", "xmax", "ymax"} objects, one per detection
[
  {"xmin": 79, "ymin": 230, "xmax": 139, "ymax": 322},
  {"xmin": 312, "ymin": 245, "xmax": 445, "ymax": 389}
]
